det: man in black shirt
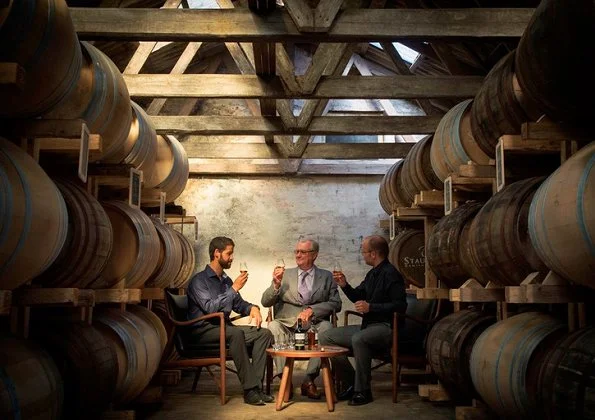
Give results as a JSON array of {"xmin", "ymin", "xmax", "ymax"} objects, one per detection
[
  {"xmin": 319, "ymin": 235, "xmax": 407, "ymax": 406},
  {"xmin": 187, "ymin": 236, "xmax": 274, "ymax": 406}
]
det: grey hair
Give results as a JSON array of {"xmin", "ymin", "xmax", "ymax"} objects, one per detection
[{"xmin": 298, "ymin": 238, "xmax": 319, "ymax": 253}]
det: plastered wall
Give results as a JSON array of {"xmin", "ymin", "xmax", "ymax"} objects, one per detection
[{"xmin": 176, "ymin": 175, "xmax": 389, "ymax": 325}]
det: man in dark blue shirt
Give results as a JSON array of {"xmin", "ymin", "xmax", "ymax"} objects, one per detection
[
  {"xmin": 187, "ymin": 236, "xmax": 274, "ymax": 406},
  {"xmin": 319, "ymin": 235, "xmax": 407, "ymax": 406}
]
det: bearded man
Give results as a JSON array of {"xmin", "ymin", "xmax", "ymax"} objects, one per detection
[{"xmin": 187, "ymin": 236, "xmax": 274, "ymax": 406}]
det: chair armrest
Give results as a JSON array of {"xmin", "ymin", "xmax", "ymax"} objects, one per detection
[
  {"xmin": 344, "ymin": 310, "xmax": 363, "ymax": 325},
  {"xmin": 169, "ymin": 311, "xmax": 225, "ymax": 327},
  {"xmin": 397, "ymin": 313, "xmax": 438, "ymax": 326}
]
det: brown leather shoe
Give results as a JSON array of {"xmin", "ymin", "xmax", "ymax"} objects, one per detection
[{"xmin": 301, "ymin": 381, "xmax": 322, "ymax": 400}]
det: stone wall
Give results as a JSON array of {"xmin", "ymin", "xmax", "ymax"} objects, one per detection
[{"xmin": 176, "ymin": 175, "xmax": 389, "ymax": 325}]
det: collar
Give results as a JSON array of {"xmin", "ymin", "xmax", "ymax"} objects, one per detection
[
  {"xmin": 298, "ymin": 266, "xmax": 315, "ymax": 277},
  {"xmin": 371, "ymin": 259, "xmax": 390, "ymax": 273},
  {"xmin": 205, "ymin": 264, "xmax": 227, "ymax": 281}
]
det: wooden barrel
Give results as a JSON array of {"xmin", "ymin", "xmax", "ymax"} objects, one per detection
[
  {"xmin": 426, "ymin": 309, "xmax": 495, "ymax": 403},
  {"xmin": 378, "ymin": 160, "xmax": 409, "ymax": 215},
  {"xmin": 470, "ymin": 51, "xmax": 531, "ymax": 157},
  {"xmin": 94, "ymin": 308, "xmax": 163, "ymax": 404},
  {"xmin": 0, "ymin": 336, "xmax": 63, "ymax": 420},
  {"xmin": 127, "ymin": 305, "xmax": 168, "ymax": 352},
  {"xmin": 0, "ymin": 138, "xmax": 68, "ymax": 289},
  {"xmin": 538, "ymin": 327, "xmax": 595, "ymax": 420},
  {"xmin": 427, "ymin": 201, "xmax": 484, "ymax": 288},
  {"xmin": 515, "ymin": 0, "xmax": 595, "ymax": 129},
  {"xmin": 44, "ymin": 41, "xmax": 133, "ymax": 163},
  {"xmin": 388, "ymin": 229, "xmax": 425, "ymax": 288},
  {"xmin": 145, "ymin": 219, "xmax": 183, "ymax": 289},
  {"xmin": 88, "ymin": 201, "xmax": 160, "ymax": 289},
  {"xmin": 36, "ymin": 178, "xmax": 113, "ymax": 288},
  {"xmin": 125, "ymin": 102, "xmax": 158, "ymax": 188},
  {"xmin": 33, "ymin": 322, "xmax": 118, "ymax": 420},
  {"xmin": 171, "ymin": 230, "xmax": 196, "ymax": 288},
  {"xmin": 0, "ymin": 0, "xmax": 82, "ymax": 118},
  {"xmin": 430, "ymin": 99, "xmax": 491, "ymax": 188},
  {"xmin": 470, "ymin": 312, "xmax": 565, "ymax": 418},
  {"xmin": 142, "ymin": 135, "xmax": 189, "ymax": 207},
  {"xmin": 399, "ymin": 135, "xmax": 443, "ymax": 204},
  {"xmin": 467, "ymin": 177, "xmax": 549, "ymax": 286},
  {"xmin": 528, "ymin": 142, "xmax": 595, "ymax": 287}
]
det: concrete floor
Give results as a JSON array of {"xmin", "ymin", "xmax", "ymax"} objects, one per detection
[{"xmin": 141, "ymin": 366, "xmax": 455, "ymax": 420}]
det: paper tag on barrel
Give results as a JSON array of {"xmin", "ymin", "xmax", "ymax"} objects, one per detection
[
  {"xmin": 129, "ymin": 168, "xmax": 143, "ymax": 209},
  {"xmin": 444, "ymin": 176, "xmax": 453, "ymax": 216},
  {"xmin": 78, "ymin": 123, "xmax": 90, "ymax": 183},
  {"xmin": 159, "ymin": 192, "xmax": 166, "ymax": 224},
  {"xmin": 495, "ymin": 139, "xmax": 505, "ymax": 192}
]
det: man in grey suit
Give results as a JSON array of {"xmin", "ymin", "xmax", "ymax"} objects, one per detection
[{"xmin": 261, "ymin": 238, "xmax": 342, "ymax": 399}]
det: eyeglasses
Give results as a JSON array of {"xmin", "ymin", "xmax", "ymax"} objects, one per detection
[
  {"xmin": 361, "ymin": 250, "xmax": 372, "ymax": 254},
  {"xmin": 294, "ymin": 250, "xmax": 315, "ymax": 255}
]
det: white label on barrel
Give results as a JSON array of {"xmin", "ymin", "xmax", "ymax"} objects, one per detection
[
  {"xmin": 129, "ymin": 168, "xmax": 143, "ymax": 208},
  {"xmin": 159, "ymin": 192, "xmax": 166, "ymax": 224},
  {"xmin": 444, "ymin": 177, "xmax": 452, "ymax": 216},
  {"xmin": 496, "ymin": 139, "xmax": 505, "ymax": 192},
  {"xmin": 78, "ymin": 123, "xmax": 90, "ymax": 183}
]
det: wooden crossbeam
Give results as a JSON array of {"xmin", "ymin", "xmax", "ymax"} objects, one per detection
[
  {"xmin": 70, "ymin": 8, "xmax": 533, "ymax": 42},
  {"xmin": 151, "ymin": 115, "xmax": 440, "ymax": 135},
  {"xmin": 182, "ymin": 142, "xmax": 414, "ymax": 159},
  {"xmin": 123, "ymin": 74, "xmax": 483, "ymax": 99},
  {"xmin": 188, "ymin": 159, "xmax": 393, "ymax": 175}
]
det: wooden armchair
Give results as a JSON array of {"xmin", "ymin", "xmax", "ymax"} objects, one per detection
[
  {"xmin": 162, "ymin": 290, "xmax": 240, "ymax": 405},
  {"xmin": 342, "ymin": 294, "xmax": 441, "ymax": 403},
  {"xmin": 264, "ymin": 307, "xmax": 337, "ymax": 395}
]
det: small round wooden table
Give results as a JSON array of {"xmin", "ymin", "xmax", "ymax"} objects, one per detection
[{"xmin": 266, "ymin": 345, "xmax": 348, "ymax": 412}]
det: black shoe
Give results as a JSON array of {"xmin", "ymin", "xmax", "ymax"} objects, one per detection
[
  {"xmin": 244, "ymin": 388, "xmax": 265, "ymax": 406},
  {"xmin": 259, "ymin": 390, "xmax": 275, "ymax": 403},
  {"xmin": 348, "ymin": 390, "xmax": 373, "ymax": 406},
  {"xmin": 337, "ymin": 385, "xmax": 354, "ymax": 401}
]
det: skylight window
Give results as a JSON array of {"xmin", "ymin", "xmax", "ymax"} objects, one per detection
[{"xmin": 370, "ymin": 42, "xmax": 420, "ymax": 65}]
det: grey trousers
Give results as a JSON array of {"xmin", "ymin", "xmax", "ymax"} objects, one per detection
[
  {"xmin": 190, "ymin": 324, "xmax": 273, "ymax": 391},
  {"xmin": 319, "ymin": 323, "xmax": 392, "ymax": 393},
  {"xmin": 267, "ymin": 319, "xmax": 333, "ymax": 379}
]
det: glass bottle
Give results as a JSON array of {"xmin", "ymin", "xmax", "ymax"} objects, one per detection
[
  {"xmin": 307, "ymin": 324, "xmax": 316, "ymax": 349},
  {"xmin": 294, "ymin": 319, "xmax": 306, "ymax": 350}
]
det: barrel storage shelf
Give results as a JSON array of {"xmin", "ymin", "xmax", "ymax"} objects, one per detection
[
  {"xmin": 0, "ymin": 62, "xmax": 25, "ymax": 89},
  {"xmin": 0, "ymin": 290, "xmax": 12, "ymax": 316}
]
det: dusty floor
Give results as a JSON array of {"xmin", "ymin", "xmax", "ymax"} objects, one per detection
[{"xmin": 140, "ymin": 366, "xmax": 455, "ymax": 420}]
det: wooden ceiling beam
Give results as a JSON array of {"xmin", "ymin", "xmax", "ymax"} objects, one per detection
[
  {"xmin": 188, "ymin": 159, "xmax": 393, "ymax": 175},
  {"xmin": 123, "ymin": 74, "xmax": 483, "ymax": 99},
  {"xmin": 70, "ymin": 8, "xmax": 533, "ymax": 42},
  {"xmin": 151, "ymin": 115, "xmax": 442, "ymax": 135},
  {"xmin": 181, "ymin": 142, "xmax": 414, "ymax": 159}
]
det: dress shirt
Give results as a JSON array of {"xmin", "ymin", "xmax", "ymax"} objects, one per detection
[
  {"xmin": 340, "ymin": 259, "xmax": 407, "ymax": 328},
  {"xmin": 187, "ymin": 264, "xmax": 255, "ymax": 327}
]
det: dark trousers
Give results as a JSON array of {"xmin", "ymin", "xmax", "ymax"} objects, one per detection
[
  {"xmin": 191, "ymin": 324, "xmax": 273, "ymax": 391},
  {"xmin": 319, "ymin": 323, "xmax": 391, "ymax": 393}
]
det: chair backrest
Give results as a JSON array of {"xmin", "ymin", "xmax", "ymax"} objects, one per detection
[
  {"xmin": 398, "ymin": 294, "xmax": 438, "ymax": 354},
  {"xmin": 165, "ymin": 290, "xmax": 191, "ymax": 354},
  {"xmin": 165, "ymin": 290, "xmax": 189, "ymax": 322}
]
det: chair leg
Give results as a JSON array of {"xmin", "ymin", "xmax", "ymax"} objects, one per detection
[
  {"xmin": 266, "ymin": 354, "xmax": 273, "ymax": 395},
  {"xmin": 191, "ymin": 367, "xmax": 203, "ymax": 393},
  {"xmin": 392, "ymin": 362, "xmax": 399, "ymax": 403},
  {"xmin": 220, "ymin": 359, "xmax": 226, "ymax": 405}
]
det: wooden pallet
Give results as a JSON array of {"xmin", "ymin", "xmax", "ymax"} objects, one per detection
[{"xmin": 418, "ymin": 383, "xmax": 450, "ymax": 402}]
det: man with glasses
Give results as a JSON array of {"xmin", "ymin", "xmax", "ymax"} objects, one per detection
[
  {"xmin": 319, "ymin": 235, "xmax": 407, "ymax": 406},
  {"xmin": 261, "ymin": 238, "xmax": 342, "ymax": 399}
]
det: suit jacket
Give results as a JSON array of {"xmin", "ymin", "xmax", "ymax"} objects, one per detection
[{"xmin": 261, "ymin": 265, "xmax": 342, "ymax": 327}]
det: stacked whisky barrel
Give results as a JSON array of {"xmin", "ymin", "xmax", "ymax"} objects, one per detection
[{"xmin": 0, "ymin": 1, "xmax": 195, "ymax": 417}]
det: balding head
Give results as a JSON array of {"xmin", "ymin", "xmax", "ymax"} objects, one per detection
[{"xmin": 365, "ymin": 235, "xmax": 389, "ymax": 259}]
